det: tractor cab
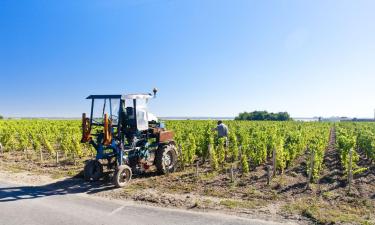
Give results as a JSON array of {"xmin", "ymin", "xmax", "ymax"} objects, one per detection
[
  {"xmin": 122, "ymin": 93, "xmax": 153, "ymax": 135},
  {"xmin": 81, "ymin": 89, "xmax": 158, "ymax": 145},
  {"xmin": 81, "ymin": 89, "xmax": 178, "ymax": 188}
]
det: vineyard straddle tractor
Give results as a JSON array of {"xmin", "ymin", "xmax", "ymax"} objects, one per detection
[{"xmin": 81, "ymin": 89, "xmax": 178, "ymax": 187}]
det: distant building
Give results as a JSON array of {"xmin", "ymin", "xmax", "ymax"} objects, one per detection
[
  {"xmin": 320, "ymin": 117, "xmax": 375, "ymax": 122},
  {"xmin": 351, "ymin": 118, "xmax": 375, "ymax": 122},
  {"xmin": 293, "ymin": 117, "xmax": 319, "ymax": 122}
]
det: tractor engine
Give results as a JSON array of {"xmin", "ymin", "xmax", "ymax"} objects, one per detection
[{"xmin": 128, "ymin": 147, "xmax": 152, "ymax": 173}]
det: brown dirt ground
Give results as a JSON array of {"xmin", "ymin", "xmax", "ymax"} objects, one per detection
[{"xmin": 0, "ymin": 128, "xmax": 374, "ymax": 225}]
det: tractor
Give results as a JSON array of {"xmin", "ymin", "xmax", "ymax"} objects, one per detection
[{"xmin": 81, "ymin": 89, "xmax": 178, "ymax": 187}]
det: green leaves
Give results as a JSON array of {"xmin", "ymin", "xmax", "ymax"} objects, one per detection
[
  {"xmin": 166, "ymin": 120, "xmax": 331, "ymax": 177},
  {"xmin": 229, "ymin": 132, "xmax": 239, "ymax": 161},
  {"xmin": 216, "ymin": 137, "xmax": 226, "ymax": 165},
  {"xmin": 0, "ymin": 120, "xmax": 93, "ymax": 159},
  {"xmin": 307, "ymin": 131, "xmax": 329, "ymax": 181},
  {"xmin": 357, "ymin": 128, "xmax": 375, "ymax": 161},
  {"xmin": 336, "ymin": 123, "xmax": 373, "ymax": 177},
  {"xmin": 241, "ymin": 154, "xmax": 249, "ymax": 174}
]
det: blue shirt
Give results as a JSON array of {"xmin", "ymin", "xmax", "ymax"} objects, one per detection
[{"xmin": 216, "ymin": 123, "xmax": 229, "ymax": 138}]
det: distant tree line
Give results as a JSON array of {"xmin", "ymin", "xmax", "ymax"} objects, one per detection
[
  {"xmin": 0, "ymin": 115, "xmax": 3, "ymax": 120},
  {"xmin": 235, "ymin": 111, "xmax": 292, "ymax": 121}
]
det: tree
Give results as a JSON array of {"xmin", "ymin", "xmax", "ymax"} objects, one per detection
[
  {"xmin": 0, "ymin": 115, "xmax": 3, "ymax": 120},
  {"xmin": 235, "ymin": 111, "xmax": 291, "ymax": 121}
]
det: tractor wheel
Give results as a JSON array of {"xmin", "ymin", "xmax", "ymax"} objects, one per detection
[
  {"xmin": 114, "ymin": 165, "xmax": 132, "ymax": 188},
  {"xmin": 155, "ymin": 144, "xmax": 178, "ymax": 174},
  {"xmin": 84, "ymin": 160, "xmax": 103, "ymax": 181}
]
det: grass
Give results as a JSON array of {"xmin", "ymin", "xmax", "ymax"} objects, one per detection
[
  {"xmin": 219, "ymin": 199, "xmax": 265, "ymax": 209},
  {"xmin": 321, "ymin": 190, "xmax": 337, "ymax": 200},
  {"xmin": 203, "ymin": 187, "xmax": 229, "ymax": 198},
  {"xmin": 283, "ymin": 197, "xmax": 374, "ymax": 225},
  {"xmin": 122, "ymin": 184, "xmax": 142, "ymax": 195},
  {"xmin": 199, "ymin": 171, "xmax": 218, "ymax": 181},
  {"xmin": 246, "ymin": 186, "xmax": 264, "ymax": 198},
  {"xmin": 0, "ymin": 157, "xmax": 84, "ymax": 180},
  {"xmin": 3, "ymin": 164, "xmax": 23, "ymax": 173}
]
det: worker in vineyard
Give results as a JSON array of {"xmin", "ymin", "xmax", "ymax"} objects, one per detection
[{"xmin": 213, "ymin": 120, "xmax": 229, "ymax": 138}]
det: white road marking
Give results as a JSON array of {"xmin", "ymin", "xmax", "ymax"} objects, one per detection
[{"xmin": 108, "ymin": 205, "xmax": 126, "ymax": 216}]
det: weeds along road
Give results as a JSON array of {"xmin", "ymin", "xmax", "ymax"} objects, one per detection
[{"xmin": 0, "ymin": 181, "xmax": 294, "ymax": 225}]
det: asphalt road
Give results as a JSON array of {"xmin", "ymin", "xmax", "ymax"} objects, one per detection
[{"xmin": 0, "ymin": 180, "xmax": 294, "ymax": 225}]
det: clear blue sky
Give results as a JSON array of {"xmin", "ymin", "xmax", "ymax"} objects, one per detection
[{"xmin": 1, "ymin": 0, "xmax": 375, "ymax": 118}]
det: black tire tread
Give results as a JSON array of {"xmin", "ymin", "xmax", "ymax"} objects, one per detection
[
  {"xmin": 114, "ymin": 165, "xmax": 132, "ymax": 188},
  {"xmin": 155, "ymin": 144, "xmax": 178, "ymax": 174},
  {"xmin": 84, "ymin": 160, "xmax": 103, "ymax": 181}
]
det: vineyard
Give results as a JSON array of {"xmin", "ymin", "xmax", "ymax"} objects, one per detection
[
  {"xmin": 0, "ymin": 120, "xmax": 94, "ymax": 164},
  {"xmin": 168, "ymin": 120, "xmax": 331, "ymax": 180},
  {"xmin": 0, "ymin": 119, "xmax": 373, "ymax": 183},
  {"xmin": 0, "ymin": 119, "xmax": 374, "ymax": 224},
  {"xmin": 0, "ymin": 120, "xmax": 375, "ymax": 180}
]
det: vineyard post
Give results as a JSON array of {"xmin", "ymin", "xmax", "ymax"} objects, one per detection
[
  {"xmin": 266, "ymin": 165, "xmax": 271, "ymax": 186},
  {"xmin": 307, "ymin": 149, "xmax": 315, "ymax": 190},
  {"xmin": 166, "ymin": 163, "xmax": 170, "ymax": 177},
  {"xmin": 178, "ymin": 144, "xmax": 182, "ymax": 156},
  {"xmin": 178, "ymin": 144, "xmax": 183, "ymax": 171},
  {"xmin": 239, "ymin": 146, "xmax": 242, "ymax": 168},
  {"xmin": 225, "ymin": 138, "xmax": 229, "ymax": 162},
  {"xmin": 40, "ymin": 149, "xmax": 43, "ymax": 163},
  {"xmin": 272, "ymin": 148, "xmax": 277, "ymax": 177},
  {"xmin": 220, "ymin": 139, "xmax": 225, "ymax": 170},
  {"xmin": 24, "ymin": 148, "xmax": 28, "ymax": 160},
  {"xmin": 56, "ymin": 151, "xmax": 59, "ymax": 166},
  {"xmin": 348, "ymin": 148, "xmax": 353, "ymax": 193},
  {"xmin": 71, "ymin": 152, "xmax": 76, "ymax": 166},
  {"xmin": 195, "ymin": 160, "xmax": 199, "ymax": 178},
  {"xmin": 0, "ymin": 142, "xmax": 3, "ymax": 155},
  {"xmin": 230, "ymin": 164, "xmax": 234, "ymax": 183},
  {"xmin": 208, "ymin": 144, "xmax": 211, "ymax": 163}
]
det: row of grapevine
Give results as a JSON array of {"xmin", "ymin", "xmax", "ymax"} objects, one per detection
[
  {"xmin": 335, "ymin": 122, "xmax": 375, "ymax": 176},
  {"xmin": 0, "ymin": 120, "xmax": 94, "ymax": 162},
  {"xmin": 166, "ymin": 120, "xmax": 331, "ymax": 179},
  {"xmin": 0, "ymin": 119, "xmax": 332, "ymax": 179}
]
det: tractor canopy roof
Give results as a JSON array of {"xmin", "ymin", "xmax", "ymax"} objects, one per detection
[
  {"xmin": 86, "ymin": 95, "xmax": 122, "ymax": 99},
  {"xmin": 86, "ymin": 93, "xmax": 153, "ymax": 100}
]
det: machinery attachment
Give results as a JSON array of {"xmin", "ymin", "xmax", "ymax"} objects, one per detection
[
  {"xmin": 103, "ymin": 113, "xmax": 112, "ymax": 145},
  {"xmin": 152, "ymin": 128, "xmax": 174, "ymax": 143},
  {"xmin": 81, "ymin": 113, "xmax": 92, "ymax": 143}
]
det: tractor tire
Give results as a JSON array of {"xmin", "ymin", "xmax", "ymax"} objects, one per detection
[
  {"xmin": 114, "ymin": 165, "xmax": 132, "ymax": 188},
  {"xmin": 155, "ymin": 144, "xmax": 178, "ymax": 174},
  {"xmin": 84, "ymin": 160, "xmax": 103, "ymax": 181}
]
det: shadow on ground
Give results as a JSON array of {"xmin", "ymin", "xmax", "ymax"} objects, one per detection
[
  {"xmin": 0, "ymin": 174, "xmax": 116, "ymax": 202},
  {"xmin": 0, "ymin": 170, "xmax": 166, "ymax": 203}
]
